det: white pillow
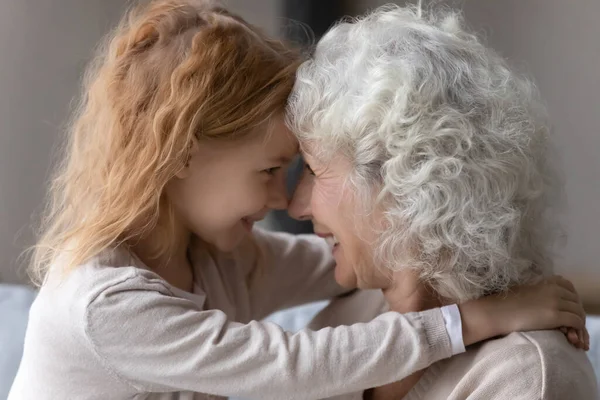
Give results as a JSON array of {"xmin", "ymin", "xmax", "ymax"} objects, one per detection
[
  {"xmin": 0, "ymin": 284, "xmax": 37, "ymax": 399},
  {"xmin": 587, "ymin": 315, "xmax": 600, "ymax": 392}
]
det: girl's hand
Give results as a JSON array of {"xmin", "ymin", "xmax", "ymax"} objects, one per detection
[
  {"xmin": 560, "ymin": 326, "xmax": 590, "ymax": 350},
  {"xmin": 459, "ymin": 275, "xmax": 589, "ymax": 349}
]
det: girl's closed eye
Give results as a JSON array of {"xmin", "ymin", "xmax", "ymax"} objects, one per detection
[{"xmin": 262, "ymin": 166, "xmax": 281, "ymax": 176}]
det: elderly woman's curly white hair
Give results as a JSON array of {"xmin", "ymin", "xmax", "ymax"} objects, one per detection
[{"xmin": 287, "ymin": 4, "xmax": 558, "ymax": 302}]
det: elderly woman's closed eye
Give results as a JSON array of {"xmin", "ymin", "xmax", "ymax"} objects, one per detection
[{"xmin": 287, "ymin": 4, "xmax": 597, "ymax": 400}]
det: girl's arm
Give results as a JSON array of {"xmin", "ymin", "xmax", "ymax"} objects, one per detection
[{"xmin": 84, "ymin": 270, "xmax": 586, "ymax": 399}]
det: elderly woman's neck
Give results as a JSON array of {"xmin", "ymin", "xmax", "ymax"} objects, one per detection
[{"xmin": 381, "ymin": 270, "xmax": 442, "ymax": 313}]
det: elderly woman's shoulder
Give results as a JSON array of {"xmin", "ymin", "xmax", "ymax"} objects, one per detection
[{"xmin": 457, "ymin": 330, "xmax": 598, "ymax": 399}]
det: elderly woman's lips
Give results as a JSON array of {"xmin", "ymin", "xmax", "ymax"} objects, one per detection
[
  {"xmin": 324, "ymin": 236, "xmax": 340, "ymax": 249},
  {"xmin": 314, "ymin": 232, "xmax": 339, "ymax": 249}
]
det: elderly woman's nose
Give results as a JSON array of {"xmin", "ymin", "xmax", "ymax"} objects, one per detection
[{"xmin": 288, "ymin": 180, "xmax": 312, "ymax": 221}]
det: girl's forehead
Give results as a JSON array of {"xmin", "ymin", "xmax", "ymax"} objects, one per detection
[
  {"xmin": 261, "ymin": 117, "xmax": 299, "ymax": 157},
  {"xmin": 262, "ymin": 133, "xmax": 299, "ymax": 165}
]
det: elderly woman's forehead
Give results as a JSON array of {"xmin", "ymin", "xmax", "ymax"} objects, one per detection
[
  {"xmin": 299, "ymin": 147, "xmax": 323, "ymax": 170},
  {"xmin": 298, "ymin": 141, "xmax": 316, "ymax": 156}
]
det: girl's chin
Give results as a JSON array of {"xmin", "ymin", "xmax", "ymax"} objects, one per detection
[
  {"xmin": 241, "ymin": 218, "xmax": 254, "ymax": 232},
  {"xmin": 210, "ymin": 227, "xmax": 248, "ymax": 253}
]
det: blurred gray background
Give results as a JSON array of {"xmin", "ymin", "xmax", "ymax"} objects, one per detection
[{"xmin": 0, "ymin": 0, "xmax": 598, "ymax": 307}]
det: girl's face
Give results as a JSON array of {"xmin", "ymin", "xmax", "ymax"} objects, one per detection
[{"xmin": 166, "ymin": 114, "xmax": 298, "ymax": 252}]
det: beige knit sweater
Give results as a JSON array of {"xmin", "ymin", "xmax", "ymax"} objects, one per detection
[
  {"xmin": 309, "ymin": 289, "xmax": 599, "ymax": 400},
  {"xmin": 9, "ymin": 229, "xmax": 458, "ymax": 400}
]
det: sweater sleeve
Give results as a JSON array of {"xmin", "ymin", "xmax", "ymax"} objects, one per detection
[
  {"xmin": 240, "ymin": 228, "xmax": 346, "ymax": 319},
  {"xmin": 84, "ymin": 270, "xmax": 453, "ymax": 399}
]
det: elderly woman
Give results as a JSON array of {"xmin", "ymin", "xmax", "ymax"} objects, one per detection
[{"xmin": 287, "ymin": 5, "xmax": 598, "ymax": 400}]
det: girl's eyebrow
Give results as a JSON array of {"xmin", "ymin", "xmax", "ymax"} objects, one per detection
[{"xmin": 268, "ymin": 155, "xmax": 293, "ymax": 164}]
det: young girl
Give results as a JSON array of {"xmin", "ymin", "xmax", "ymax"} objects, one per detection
[{"xmin": 10, "ymin": 1, "xmax": 587, "ymax": 399}]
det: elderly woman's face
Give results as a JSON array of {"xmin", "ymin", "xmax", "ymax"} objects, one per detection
[{"xmin": 289, "ymin": 151, "xmax": 389, "ymax": 289}]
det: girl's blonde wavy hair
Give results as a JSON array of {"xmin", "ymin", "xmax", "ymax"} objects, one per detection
[{"xmin": 30, "ymin": 0, "xmax": 300, "ymax": 285}]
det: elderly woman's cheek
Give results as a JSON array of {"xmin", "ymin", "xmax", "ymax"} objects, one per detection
[
  {"xmin": 333, "ymin": 254, "xmax": 359, "ymax": 288},
  {"xmin": 311, "ymin": 184, "xmax": 341, "ymax": 226}
]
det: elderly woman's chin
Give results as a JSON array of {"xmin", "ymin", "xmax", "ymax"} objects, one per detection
[
  {"xmin": 333, "ymin": 260, "xmax": 360, "ymax": 289},
  {"xmin": 325, "ymin": 240, "xmax": 353, "ymax": 288},
  {"xmin": 326, "ymin": 235, "xmax": 380, "ymax": 289},
  {"xmin": 333, "ymin": 248, "xmax": 386, "ymax": 290}
]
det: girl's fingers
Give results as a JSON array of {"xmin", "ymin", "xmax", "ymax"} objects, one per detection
[
  {"xmin": 559, "ymin": 311, "xmax": 585, "ymax": 330},
  {"xmin": 559, "ymin": 299, "xmax": 586, "ymax": 321},
  {"xmin": 552, "ymin": 275, "xmax": 576, "ymax": 294},
  {"xmin": 557, "ymin": 286, "xmax": 579, "ymax": 303},
  {"xmin": 567, "ymin": 329, "xmax": 580, "ymax": 348},
  {"xmin": 583, "ymin": 327, "xmax": 590, "ymax": 351},
  {"xmin": 559, "ymin": 326, "xmax": 568, "ymax": 335}
]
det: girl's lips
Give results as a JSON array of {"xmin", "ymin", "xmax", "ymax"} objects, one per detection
[{"xmin": 241, "ymin": 218, "xmax": 255, "ymax": 232}]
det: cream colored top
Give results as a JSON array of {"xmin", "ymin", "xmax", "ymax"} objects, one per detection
[
  {"xmin": 310, "ymin": 289, "xmax": 599, "ymax": 400},
  {"xmin": 9, "ymin": 229, "xmax": 459, "ymax": 400}
]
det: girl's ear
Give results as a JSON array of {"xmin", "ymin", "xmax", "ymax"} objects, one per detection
[{"xmin": 175, "ymin": 138, "xmax": 199, "ymax": 179}]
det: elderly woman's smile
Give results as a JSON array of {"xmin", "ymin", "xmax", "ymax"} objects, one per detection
[{"xmin": 289, "ymin": 150, "xmax": 390, "ymax": 290}]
